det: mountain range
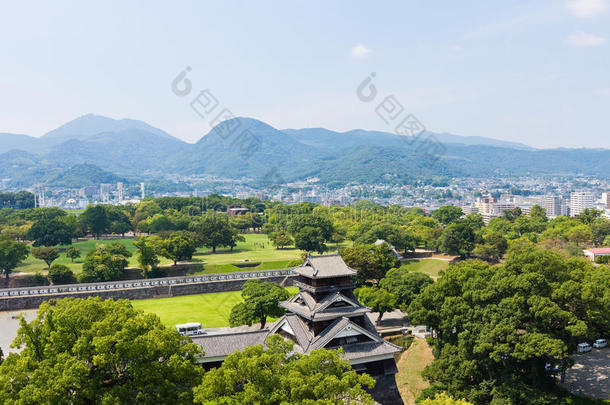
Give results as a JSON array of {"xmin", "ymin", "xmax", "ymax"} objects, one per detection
[{"xmin": 1, "ymin": 114, "xmax": 609, "ymax": 188}]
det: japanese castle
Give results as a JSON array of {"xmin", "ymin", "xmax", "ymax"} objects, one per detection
[{"xmin": 193, "ymin": 253, "xmax": 403, "ymax": 404}]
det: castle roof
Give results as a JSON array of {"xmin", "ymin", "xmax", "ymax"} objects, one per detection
[{"xmin": 292, "ymin": 253, "xmax": 357, "ymax": 279}]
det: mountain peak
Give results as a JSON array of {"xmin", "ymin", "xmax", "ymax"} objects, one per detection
[{"xmin": 42, "ymin": 113, "xmax": 178, "ymax": 142}]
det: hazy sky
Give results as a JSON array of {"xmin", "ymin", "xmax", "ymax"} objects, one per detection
[{"xmin": 1, "ymin": 0, "xmax": 609, "ymax": 148}]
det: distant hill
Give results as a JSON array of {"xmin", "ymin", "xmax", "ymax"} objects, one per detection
[
  {"xmin": 42, "ymin": 163, "xmax": 128, "ymax": 188},
  {"xmin": 0, "ymin": 114, "xmax": 609, "ymax": 188},
  {"xmin": 0, "ymin": 133, "xmax": 40, "ymax": 154},
  {"xmin": 42, "ymin": 114, "xmax": 180, "ymax": 143}
]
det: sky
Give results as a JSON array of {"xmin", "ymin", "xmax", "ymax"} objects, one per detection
[{"xmin": 0, "ymin": 0, "xmax": 609, "ymax": 148}]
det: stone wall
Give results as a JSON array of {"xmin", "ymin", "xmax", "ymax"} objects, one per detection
[{"xmin": 0, "ymin": 275, "xmax": 294, "ymax": 311}]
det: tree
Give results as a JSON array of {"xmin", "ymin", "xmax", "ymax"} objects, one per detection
[
  {"xmin": 47, "ymin": 264, "xmax": 74, "ymax": 284},
  {"xmin": 80, "ymin": 205, "xmax": 110, "ymax": 239},
  {"xmin": 269, "ymin": 230, "xmax": 293, "ymax": 249},
  {"xmin": 31, "ymin": 246, "xmax": 60, "ymax": 269},
  {"xmin": 160, "ymin": 232, "xmax": 197, "ymax": 265},
  {"xmin": 65, "ymin": 246, "xmax": 81, "ymax": 262},
  {"xmin": 0, "ymin": 297, "xmax": 202, "ymax": 404},
  {"xmin": 407, "ymin": 245, "xmax": 609, "ymax": 404},
  {"xmin": 287, "ymin": 214, "xmax": 334, "ymax": 241},
  {"xmin": 191, "ymin": 212, "xmax": 238, "ymax": 253},
  {"xmin": 439, "ymin": 223, "xmax": 477, "ymax": 258},
  {"xmin": 380, "ymin": 268, "xmax": 434, "ymax": 311},
  {"xmin": 229, "ymin": 279, "xmax": 290, "ymax": 329},
  {"xmin": 432, "ymin": 206, "xmax": 463, "ymax": 225},
  {"xmin": 355, "ymin": 285, "xmax": 397, "ymax": 324},
  {"xmin": 26, "ymin": 217, "xmax": 72, "ymax": 246},
  {"xmin": 193, "ymin": 334, "xmax": 375, "ymax": 404},
  {"xmin": 0, "ymin": 240, "xmax": 29, "ymax": 281},
  {"xmin": 577, "ymin": 208, "xmax": 602, "ymax": 225},
  {"xmin": 293, "ymin": 226, "xmax": 327, "ymax": 253},
  {"xmin": 79, "ymin": 243, "xmax": 131, "ymax": 283},
  {"xmin": 341, "ymin": 243, "xmax": 398, "ymax": 285},
  {"xmin": 134, "ymin": 236, "xmax": 162, "ymax": 277}
]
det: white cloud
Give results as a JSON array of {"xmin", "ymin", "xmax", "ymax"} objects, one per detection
[
  {"xmin": 568, "ymin": 31, "xmax": 605, "ymax": 46},
  {"xmin": 351, "ymin": 44, "xmax": 371, "ymax": 59},
  {"xmin": 566, "ymin": 0, "xmax": 606, "ymax": 18}
]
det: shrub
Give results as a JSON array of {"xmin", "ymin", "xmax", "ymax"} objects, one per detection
[
  {"xmin": 47, "ymin": 264, "xmax": 75, "ymax": 285},
  {"xmin": 32, "ymin": 272, "xmax": 49, "ymax": 286}
]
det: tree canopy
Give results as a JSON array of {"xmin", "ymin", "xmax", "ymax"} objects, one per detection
[
  {"xmin": 229, "ymin": 279, "xmax": 291, "ymax": 329},
  {"xmin": 0, "ymin": 297, "xmax": 203, "ymax": 404},
  {"xmin": 193, "ymin": 335, "xmax": 375, "ymax": 405},
  {"xmin": 408, "ymin": 243, "xmax": 610, "ymax": 404}
]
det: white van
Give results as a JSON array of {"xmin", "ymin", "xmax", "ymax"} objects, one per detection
[
  {"xmin": 593, "ymin": 339, "xmax": 607, "ymax": 349},
  {"xmin": 577, "ymin": 342, "xmax": 592, "ymax": 353},
  {"xmin": 175, "ymin": 322, "xmax": 205, "ymax": 336}
]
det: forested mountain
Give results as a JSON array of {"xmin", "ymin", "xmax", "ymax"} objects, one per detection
[{"xmin": 0, "ymin": 115, "xmax": 609, "ymax": 188}]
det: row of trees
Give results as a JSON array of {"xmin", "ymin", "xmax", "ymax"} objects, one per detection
[
  {"xmin": 407, "ymin": 241, "xmax": 610, "ymax": 404},
  {"xmin": 0, "ymin": 297, "xmax": 377, "ymax": 404}
]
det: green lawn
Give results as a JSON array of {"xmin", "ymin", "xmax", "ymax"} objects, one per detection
[
  {"xmin": 400, "ymin": 259, "xmax": 449, "ymax": 280},
  {"xmin": 132, "ymin": 287, "xmax": 299, "ymax": 328},
  {"xmin": 16, "ymin": 233, "xmax": 345, "ymax": 276},
  {"xmin": 16, "ymin": 238, "xmax": 141, "ymax": 275}
]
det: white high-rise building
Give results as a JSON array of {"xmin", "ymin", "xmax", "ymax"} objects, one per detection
[
  {"xmin": 569, "ymin": 192, "xmax": 595, "ymax": 217},
  {"xmin": 540, "ymin": 195, "xmax": 561, "ymax": 217},
  {"xmin": 602, "ymin": 192, "xmax": 610, "ymax": 209},
  {"xmin": 117, "ymin": 182, "xmax": 124, "ymax": 203}
]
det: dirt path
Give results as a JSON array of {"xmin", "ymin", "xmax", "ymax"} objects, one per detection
[{"xmin": 395, "ymin": 338, "xmax": 434, "ymax": 405}]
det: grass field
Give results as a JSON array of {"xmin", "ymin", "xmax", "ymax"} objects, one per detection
[
  {"xmin": 16, "ymin": 233, "xmax": 348, "ymax": 276},
  {"xmin": 16, "ymin": 238, "xmax": 140, "ymax": 275},
  {"xmin": 395, "ymin": 339, "xmax": 434, "ymax": 404},
  {"xmin": 400, "ymin": 259, "xmax": 449, "ymax": 280},
  {"xmin": 132, "ymin": 287, "xmax": 299, "ymax": 328}
]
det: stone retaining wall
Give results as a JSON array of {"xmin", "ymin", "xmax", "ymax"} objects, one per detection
[{"xmin": 0, "ymin": 275, "xmax": 294, "ymax": 311}]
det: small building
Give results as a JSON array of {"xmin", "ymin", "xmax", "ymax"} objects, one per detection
[
  {"xmin": 226, "ymin": 206, "xmax": 249, "ymax": 216},
  {"xmin": 374, "ymin": 239, "xmax": 403, "ymax": 259},
  {"xmin": 583, "ymin": 248, "xmax": 610, "ymax": 261}
]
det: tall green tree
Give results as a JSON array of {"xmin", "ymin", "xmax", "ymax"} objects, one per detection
[
  {"xmin": 80, "ymin": 205, "xmax": 110, "ymax": 239},
  {"xmin": 432, "ymin": 206, "xmax": 463, "ymax": 225},
  {"xmin": 134, "ymin": 236, "xmax": 162, "ymax": 277},
  {"xmin": 65, "ymin": 246, "xmax": 81, "ymax": 262},
  {"xmin": 355, "ymin": 285, "xmax": 397, "ymax": 324},
  {"xmin": 193, "ymin": 335, "xmax": 375, "ymax": 404},
  {"xmin": 0, "ymin": 240, "xmax": 29, "ymax": 281},
  {"xmin": 26, "ymin": 217, "xmax": 73, "ymax": 246},
  {"xmin": 190, "ymin": 212, "xmax": 238, "ymax": 253},
  {"xmin": 439, "ymin": 223, "xmax": 477, "ymax": 258},
  {"xmin": 380, "ymin": 268, "xmax": 434, "ymax": 311},
  {"xmin": 79, "ymin": 243, "xmax": 132, "ymax": 283},
  {"xmin": 0, "ymin": 298, "xmax": 203, "ymax": 404},
  {"xmin": 229, "ymin": 279, "xmax": 290, "ymax": 329},
  {"xmin": 293, "ymin": 226, "xmax": 327, "ymax": 253},
  {"xmin": 160, "ymin": 232, "xmax": 197, "ymax": 265},
  {"xmin": 31, "ymin": 246, "xmax": 60, "ymax": 269}
]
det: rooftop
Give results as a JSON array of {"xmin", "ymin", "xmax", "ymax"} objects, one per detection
[
  {"xmin": 584, "ymin": 248, "xmax": 610, "ymax": 254},
  {"xmin": 292, "ymin": 253, "xmax": 357, "ymax": 279}
]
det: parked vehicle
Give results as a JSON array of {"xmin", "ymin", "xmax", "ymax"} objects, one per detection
[
  {"xmin": 593, "ymin": 339, "xmax": 607, "ymax": 349},
  {"xmin": 175, "ymin": 322, "xmax": 206, "ymax": 336},
  {"xmin": 577, "ymin": 342, "xmax": 592, "ymax": 353},
  {"xmin": 545, "ymin": 363, "xmax": 560, "ymax": 372}
]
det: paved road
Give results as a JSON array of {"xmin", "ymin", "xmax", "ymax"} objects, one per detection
[
  {"xmin": 0, "ymin": 309, "xmax": 37, "ymax": 355},
  {"xmin": 561, "ymin": 349, "xmax": 610, "ymax": 400}
]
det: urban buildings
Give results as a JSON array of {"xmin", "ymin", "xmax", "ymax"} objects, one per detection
[{"xmin": 569, "ymin": 192, "xmax": 595, "ymax": 217}]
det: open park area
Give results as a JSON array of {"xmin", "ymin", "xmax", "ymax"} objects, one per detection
[
  {"xmin": 132, "ymin": 287, "xmax": 299, "ymax": 329},
  {"xmin": 13, "ymin": 233, "xmax": 337, "ymax": 276}
]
